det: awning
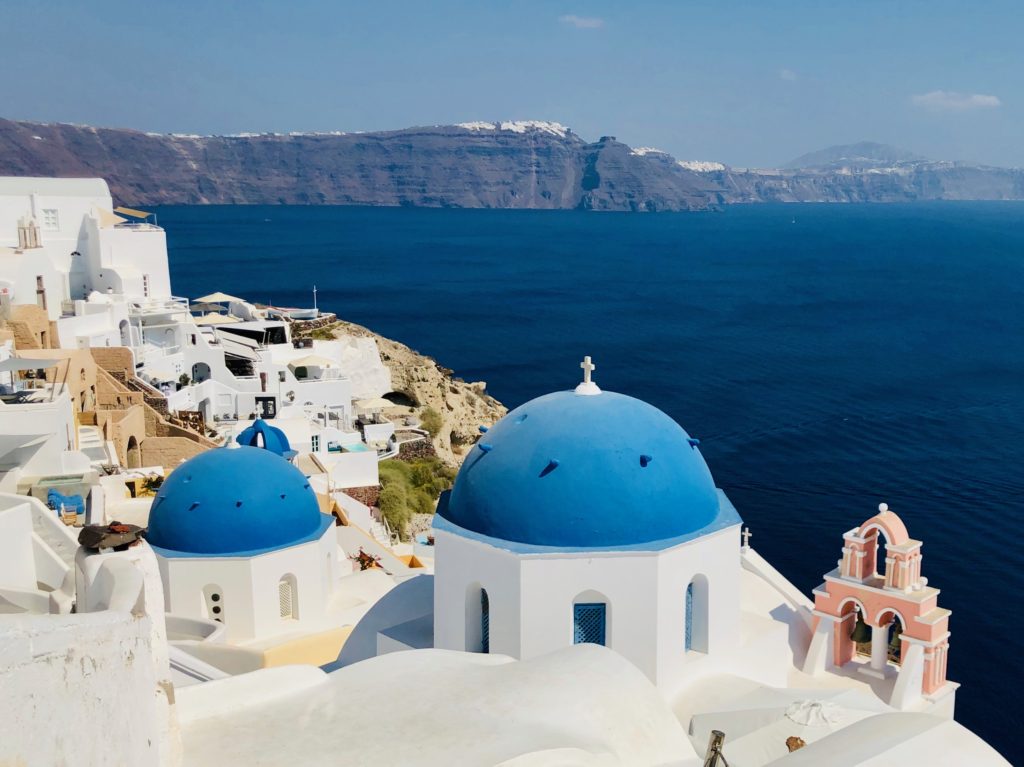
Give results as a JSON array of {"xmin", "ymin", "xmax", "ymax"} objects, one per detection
[
  {"xmin": 113, "ymin": 206, "xmax": 152, "ymax": 219},
  {"xmin": 216, "ymin": 329, "xmax": 260, "ymax": 348},
  {"xmin": 219, "ymin": 336, "xmax": 258, "ymax": 361},
  {"xmin": 97, "ymin": 208, "xmax": 128, "ymax": 228},
  {"xmin": 0, "ymin": 357, "xmax": 61, "ymax": 373},
  {"xmin": 194, "ymin": 292, "xmax": 244, "ymax": 304}
]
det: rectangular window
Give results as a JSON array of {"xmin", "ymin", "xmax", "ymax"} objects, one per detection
[
  {"xmin": 41, "ymin": 209, "xmax": 59, "ymax": 230},
  {"xmin": 311, "ymin": 434, "xmax": 320, "ymax": 452},
  {"xmin": 142, "ymin": 274, "xmax": 150, "ymax": 297},
  {"xmin": 573, "ymin": 603, "xmax": 606, "ymax": 645}
]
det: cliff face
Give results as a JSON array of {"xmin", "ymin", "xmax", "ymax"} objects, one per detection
[
  {"xmin": 2, "ymin": 119, "xmax": 1021, "ymax": 209},
  {"xmin": 329, "ymin": 319, "xmax": 506, "ymax": 468},
  {"xmin": 0, "ymin": 119, "xmax": 720, "ymax": 211}
]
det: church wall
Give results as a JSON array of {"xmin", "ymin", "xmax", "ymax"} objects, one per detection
[
  {"xmin": 159, "ymin": 555, "xmax": 257, "ymax": 642},
  {"xmin": 518, "ymin": 552, "xmax": 661, "ymax": 679},
  {"xmin": 432, "ymin": 529, "xmax": 523, "ymax": 657},
  {"xmin": 157, "ymin": 528, "xmax": 336, "ymax": 644},
  {"xmin": 654, "ymin": 524, "xmax": 743, "ymax": 695},
  {"xmin": 247, "ymin": 534, "xmax": 334, "ymax": 638}
]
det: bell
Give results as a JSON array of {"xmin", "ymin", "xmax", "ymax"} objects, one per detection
[
  {"xmin": 889, "ymin": 619, "xmax": 903, "ymax": 651},
  {"xmin": 849, "ymin": 612, "xmax": 871, "ymax": 644}
]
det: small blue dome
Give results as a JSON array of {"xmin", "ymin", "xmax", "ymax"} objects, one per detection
[
  {"xmin": 236, "ymin": 418, "xmax": 296, "ymax": 458},
  {"xmin": 440, "ymin": 390, "xmax": 722, "ymax": 548},
  {"xmin": 147, "ymin": 445, "xmax": 329, "ymax": 557}
]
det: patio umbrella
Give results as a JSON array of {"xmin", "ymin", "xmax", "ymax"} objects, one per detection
[
  {"xmin": 189, "ymin": 301, "xmax": 227, "ymax": 313},
  {"xmin": 194, "ymin": 291, "xmax": 244, "ymax": 304}
]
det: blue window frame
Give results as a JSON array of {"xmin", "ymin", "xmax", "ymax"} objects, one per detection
[
  {"xmin": 685, "ymin": 582, "xmax": 694, "ymax": 651},
  {"xmin": 573, "ymin": 603, "xmax": 607, "ymax": 645},
  {"xmin": 480, "ymin": 589, "xmax": 490, "ymax": 653}
]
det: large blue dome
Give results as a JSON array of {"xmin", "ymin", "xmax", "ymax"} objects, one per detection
[
  {"xmin": 147, "ymin": 445, "xmax": 331, "ymax": 557},
  {"xmin": 439, "ymin": 390, "xmax": 726, "ymax": 549}
]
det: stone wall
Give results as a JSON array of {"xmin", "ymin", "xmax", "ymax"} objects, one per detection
[
  {"xmin": 96, "ymin": 406, "xmax": 147, "ymax": 467},
  {"xmin": 398, "ymin": 438, "xmax": 437, "ymax": 462},
  {"xmin": 4, "ymin": 304, "xmax": 57, "ymax": 350},
  {"xmin": 90, "ymin": 346, "xmax": 135, "ymax": 378},
  {"xmin": 41, "ymin": 347, "xmax": 99, "ymax": 413},
  {"xmin": 140, "ymin": 436, "xmax": 208, "ymax": 470},
  {"xmin": 342, "ymin": 485, "xmax": 381, "ymax": 509}
]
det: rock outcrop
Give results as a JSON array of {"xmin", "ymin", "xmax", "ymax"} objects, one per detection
[{"xmin": 330, "ymin": 320, "xmax": 506, "ymax": 468}]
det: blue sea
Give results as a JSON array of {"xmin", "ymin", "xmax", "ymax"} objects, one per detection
[{"xmin": 158, "ymin": 202, "xmax": 1024, "ymax": 763}]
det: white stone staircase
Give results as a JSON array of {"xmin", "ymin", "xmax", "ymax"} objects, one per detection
[
  {"xmin": 78, "ymin": 425, "xmax": 116, "ymax": 467},
  {"xmin": 368, "ymin": 517, "xmax": 392, "ymax": 546}
]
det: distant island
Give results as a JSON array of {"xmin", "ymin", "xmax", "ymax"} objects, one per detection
[{"xmin": 2, "ymin": 118, "xmax": 1022, "ymax": 211}]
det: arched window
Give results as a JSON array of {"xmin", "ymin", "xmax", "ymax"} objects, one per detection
[
  {"xmin": 685, "ymin": 575, "xmax": 709, "ymax": 654},
  {"xmin": 481, "ymin": 589, "xmax": 490, "ymax": 654},
  {"xmin": 191, "ymin": 362, "xmax": 211, "ymax": 384},
  {"xmin": 278, "ymin": 575, "xmax": 297, "ymax": 619},
  {"xmin": 465, "ymin": 583, "xmax": 489, "ymax": 653},
  {"xmin": 685, "ymin": 583, "xmax": 694, "ymax": 651}
]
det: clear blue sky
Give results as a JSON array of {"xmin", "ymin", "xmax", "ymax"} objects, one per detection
[{"xmin": 3, "ymin": 0, "xmax": 1021, "ymax": 167}]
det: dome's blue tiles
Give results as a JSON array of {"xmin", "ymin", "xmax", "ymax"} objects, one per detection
[
  {"xmin": 236, "ymin": 418, "xmax": 297, "ymax": 458},
  {"xmin": 147, "ymin": 445, "xmax": 329, "ymax": 557},
  {"xmin": 441, "ymin": 390, "xmax": 725, "ymax": 548}
]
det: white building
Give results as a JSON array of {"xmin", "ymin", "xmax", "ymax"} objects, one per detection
[{"xmin": 0, "ymin": 176, "xmax": 174, "ymax": 350}]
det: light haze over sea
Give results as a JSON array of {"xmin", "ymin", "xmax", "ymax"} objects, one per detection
[{"xmin": 159, "ymin": 201, "xmax": 1024, "ymax": 763}]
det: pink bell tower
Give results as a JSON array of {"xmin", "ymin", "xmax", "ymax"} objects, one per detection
[{"xmin": 803, "ymin": 504, "xmax": 956, "ymax": 710}]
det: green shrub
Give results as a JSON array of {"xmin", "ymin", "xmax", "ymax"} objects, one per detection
[
  {"xmin": 376, "ymin": 456, "xmax": 454, "ymax": 540},
  {"xmin": 378, "ymin": 482, "xmax": 411, "ymax": 538},
  {"xmin": 419, "ymin": 406, "xmax": 443, "ymax": 436}
]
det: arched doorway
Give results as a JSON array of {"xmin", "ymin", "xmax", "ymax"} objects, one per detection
[
  {"xmin": 877, "ymin": 608, "xmax": 905, "ymax": 667},
  {"xmin": 191, "ymin": 362, "xmax": 211, "ymax": 384},
  {"xmin": 119, "ymin": 320, "xmax": 130, "ymax": 347},
  {"xmin": 126, "ymin": 436, "xmax": 141, "ymax": 468}
]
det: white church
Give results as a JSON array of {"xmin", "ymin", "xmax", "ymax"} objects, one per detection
[{"xmin": 430, "ymin": 361, "xmax": 742, "ymax": 693}]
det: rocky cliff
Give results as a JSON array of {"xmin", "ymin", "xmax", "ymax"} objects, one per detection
[
  {"xmin": 329, "ymin": 319, "xmax": 506, "ymax": 467},
  {"xmin": 0, "ymin": 118, "xmax": 723, "ymax": 211},
  {"xmin": 2, "ymin": 119, "xmax": 1022, "ymax": 209}
]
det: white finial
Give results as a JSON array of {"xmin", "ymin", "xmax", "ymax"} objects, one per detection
[
  {"xmin": 741, "ymin": 526, "xmax": 753, "ymax": 550},
  {"xmin": 878, "ymin": 502, "xmax": 889, "ymax": 513},
  {"xmin": 575, "ymin": 355, "xmax": 601, "ymax": 396}
]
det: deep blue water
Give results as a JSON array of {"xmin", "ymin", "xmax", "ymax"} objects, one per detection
[{"xmin": 157, "ymin": 202, "xmax": 1024, "ymax": 763}]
